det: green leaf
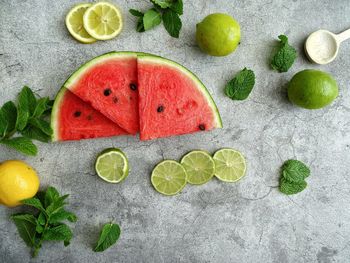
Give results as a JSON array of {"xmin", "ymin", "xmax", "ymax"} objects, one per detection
[
  {"xmin": 129, "ymin": 9, "xmax": 143, "ymax": 17},
  {"xmin": 11, "ymin": 214, "xmax": 37, "ymax": 247},
  {"xmin": 21, "ymin": 197, "xmax": 46, "ymax": 212},
  {"xmin": 0, "ymin": 101, "xmax": 17, "ymax": 137},
  {"xmin": 44, "ymin": 186, "xmax": 60, "ymax": 208},
  {"xmin": 49, "ymin": 209, "xmax": 78, "ymax": 224},
  {"xmin": 29, "ymin": 118, "xmax": 53, "ymax": 136},
  {"xmin": 33, "ymin": 97, "xmax": 50, "ymax": 118},
  {"xmin": 162, "ymin": 9, "xmax": 182, "ymax": 38},
  {"xmin": 271, "ymin": 35, "xmax": 297, "ymax": 73},
  {"xmin": 137, "ymin": 18, "xmax": 145, "ymax": 32},
  {"xmin": 225, "ymin": 68, "xmax": 255, "ymax": 100},
  {"xmin": 46, "ymin": 194, "xmax": 69, "ymax": 215},
  {"xmin": 38, "ymin": 212, "xmax": 46, "ymax": 225},
  {"xmin": 94, "ymin": 223, "xmax": 121, "ymax": 252},
  {"xmin": 36, "ymin": 224, "xmax": 44, "ymax": 234},
  {"xmin": 143, "ymin": 9, "xmax": 162, "ymax": 30},
  {"xmin": 42, "ymin": 224, "xmax": 72, "ymax": 244},
  {"xmin": 279, "ymin": 177, "xmax": 307, "ymax": 195},
  {"xmin": 0, "ymin": 137, "xmax": 38, "ymax": 156},
  {"xmin": 151, "ymin": 0, "xmax": 173, "ymax": 8},
  {"xmin": 16, "ymin": 86, "xmax": 37, "ymax": 130},
  {"xmin": 282, "ymin": 159, "xmax": 310, "ymax": 183},
  {"xmin": 21, "ymin": 125, "xmax": 51, "ymax": 143},
  {"xmin": 170, "ymin": 0, "xmax": 183, "ymax": 15}
]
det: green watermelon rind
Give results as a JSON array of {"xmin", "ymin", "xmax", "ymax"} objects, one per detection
[
  {"xmin": 51, "ymin": 87, "xmax": 68, "ymax": 142},
  {"xmin": 137, "ymin": 53, "xmax": 223, "ymax": 129}
]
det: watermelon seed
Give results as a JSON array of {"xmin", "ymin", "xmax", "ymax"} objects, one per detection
[
  {"xmin": 104, "ymin": 89, "xmax": 112, "ymax": 96},
  {"xmin": 199, "ymin": 124, "xmax": 206, "ymax": 131},
  {"xmin": 87, "ymin": 115, "xmax": 92, "ymax": 120},
  {"xmin": 130, "ymin": 83, "xmax": 137, "ymax": 91},
  {"xmin": 113, "ymin": 97, "xmax": 118, "ymax": 103},
  {"xmin": 157, "ymin": 105, "xmax": 164, "ymax": 113},
  {"xmin": 74, "ymin": 111, "xmax": 81, "ymax": 117}
]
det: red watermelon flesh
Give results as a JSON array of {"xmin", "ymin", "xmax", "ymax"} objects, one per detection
[
  {"xmin": 65, "ymin": 52, "xmax": 139, "ymax": 134},
  {"xmin": 51, "ymin": 88, "xmax": 128, "ymax": 141},
  {"xmin": 137, "ymin": 55, "xmax": 222, "ymax": 141}
]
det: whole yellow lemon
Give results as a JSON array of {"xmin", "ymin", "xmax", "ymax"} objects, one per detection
[{"xmin": 0, "ymin": 160, "xmax": 40, "ymax": 207}]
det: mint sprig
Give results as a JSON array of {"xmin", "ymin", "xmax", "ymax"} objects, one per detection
[
  {"xmin": 94, "ymin": 222, "xmax": 121, "ymax": 252},
  {"xmin": 130, "ymin": 0, "xmax": 183, "ymax": 38},
  {"xmin": 279, "ymin": 160, "xmax": 310, "ymax": 195},
  {"xmin": 0, "ymin": 86, "xmax": 53, "ymax": 156},
  {"xmin": 225, "ymin": 68, "xmax": 256, "ymax": 100},
  {"xmin": 271, "ymin": 35, "xmax": 297, "ymax": 73},
  {"xmin": 11, "ymin": 186, "xmax": 77, "ymax": 257}
]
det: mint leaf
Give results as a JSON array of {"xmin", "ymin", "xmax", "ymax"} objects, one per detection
[
  {"xmin": 16, "ymin": 86, "xmax": 36, "ymax": 130},
  {"xmin": 129, "ymin": 9, "xmax": 143, "ymax": 17},
  {"xmin": 44, "ymin": 186, "xmax": 60, "ymax": 208},
  {"xmin": 37, "ymin": 212, "xmax": 46, "ymax": 225},
  {"xmin": 46, "ymin": 194, "xmax": 69, "ymax": 215},
  {"xmin": 22, "ymin": 197, "xmax": 46, "ymax": 212},
  {"xmin": 29, "ymin": 118, "xmax": 52, "ymax": 136},
  {"xmin": 137, "ymin": 18, "xmax": 145, "ymax": 32},
  {"xmin": 49, "ymin": 209, "xmax": 77, "ymax": 224},
  {"xmin": 0, "ymin": 101, "xmax": 17, "ymax": 137},
  {"xmin": 170, "ymin": 0, "xmax": 183, "ymax": 15},
  {"xmin": 0, "ymin": 137, "xmax": 38, "ymax": 156},
  {"xmin": 282, "ymin": 159, "xmax": 310, "ymax": 183},
  {"xmin": 143, "ymin": 9, "xmax": 162, "ymax": 30},
  {"xmin": 94, "ymin": 223, "xmax": 121, "ymax": 252},
  {"xmin": 42, "ymin": 223, "xmax": 72, "ymax": 244},
  {"xmin": 151, "ymin": 0, "xmax": 174, "ymax": 8},
  {"xmin": 32, "ymin": 97, "xmax": 50, "ymax": 118},
  {"xmin": 280, "ymin": 177, "xmax": 307, "ymax": 195},
  {"xmin": 225, "ymin": 68, "xmax": 255, "ymax": 100},
  {"xmin": 162, "ymin": 9, "xmax": 182, "ymax": 38},
  {"xmin": 11, "ymin": 214, "xmax": 37, "ymax": 247},
  {"xmin": 271, "ymin": 35, "xmax": 297, "ymax": 73},
  {"xmin": 21, "ymin": 125, "xmax": 51, "ymax": 143}
]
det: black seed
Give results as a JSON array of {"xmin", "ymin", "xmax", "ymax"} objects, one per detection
[
  {"xmin": 130, "ymin": 83, "xmax": 137, "ymax": 91},
  {"xmin": 113, "ymin": 97, "xmax": 118, "ymax": 103},
  {"xmin": 199, "ymin": 124, "xmax": 206, "ymax": 131},
  {"xmin": 74, "ymin": 111, "xmax": 81, "ymax": 117},
  {"xmin": 157, "ymin": 105, "xmax": 164, "ymax": 113},
  {"xmin": 104, "ymin": 89, "xmax": 112, "ymax": 96},
  {"xmin": 87, "ymin": 115, "xmax": 92, "ymax": 120},
  {"xmin": 238, "ymin": 42, "xmax": 241, "ymax": 45}
]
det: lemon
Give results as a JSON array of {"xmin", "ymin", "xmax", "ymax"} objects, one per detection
[
  {"xmin": 65, "ymin": 3, "xmax": 97, "ymax": 44},
  {"xmin": 213, "ymin": 148, "xmax": 246, "ymax": 182},
  {"xmin": 0, "ymin": 160, "xmax": 40, "ymax": 207},
  {"xmin": 83, "ymin": 2, "xmax": 123, "ymax": 41}
]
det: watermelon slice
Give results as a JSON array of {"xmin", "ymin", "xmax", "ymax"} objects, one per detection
[
  {"xmin": 64, "ymin": 52, "xmax": 139, "ymax": 134},
  {"xmin": 137, "ymin": 54, "xmax": 222, "ymax": 141},
  {"xmin": 51, "ymin": 88, "xmax": 128, "ymax": 141}
]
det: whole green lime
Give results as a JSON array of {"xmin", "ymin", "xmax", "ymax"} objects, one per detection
[
  {"xmin": 288, "ymin": 69, "xmax": 338, "ymax": 109},
  {"xmin": 196, "ymin": 13, "xmax": 241, "ymax": 57}
]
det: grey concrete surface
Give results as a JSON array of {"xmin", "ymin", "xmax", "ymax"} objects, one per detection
[{"xmin": 1, "ymin": 0, "xmax": 350, "ymax": 262}]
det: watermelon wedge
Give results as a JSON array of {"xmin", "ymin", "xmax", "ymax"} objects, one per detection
[
  {"xmin": 51, "ymin": 88, "xmax": 128, "ymax": 141},
  {"xmin": 64, "ymin": 52, "xmax": 139, "ymax": 134},
  {"xmin": 137, "ymin": 54, "xmax": 222, "ymax": 141}
]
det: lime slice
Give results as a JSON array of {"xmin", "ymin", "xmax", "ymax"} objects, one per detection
[
  {"xmin": 65, "ymin": 3, "xmax": 97, "ymax": 44},
  {"xmin": 95, "ymin": 148, "xmax": 129, "ymax": 183},
  {"xmin": 83, "ymin": 2, "xmax": 123, "ymax": 41},
  {"xmin": 213, "ymin": 148, "xmax": 246, "ymax": 182},
  {"xmin": 180, "ymin": 150, "xmax": 215, "ymax": 185},
  {"xmin": 151, "ymin": 160, "xmax": 187, "ymax": 196}
]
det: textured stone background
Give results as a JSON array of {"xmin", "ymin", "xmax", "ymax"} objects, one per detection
[{"xmin": 1, "ymin": 0, "xmax": 350, "ymax": 262}]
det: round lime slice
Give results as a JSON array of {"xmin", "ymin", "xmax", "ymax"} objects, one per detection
[
  {"xmin": 151, "ymin": 160, "xmax": 187, "ymax": 196},
  {"xmin": 180, "ymin": 150, "xmax": 215, "ymax": 185},
  {"xmin": 213, "ymin": 148, "xmax": 246, "ymax": 182},
  {"xmin": 95, "ymin": 148, "xmax": 129, "ymax": 183}
]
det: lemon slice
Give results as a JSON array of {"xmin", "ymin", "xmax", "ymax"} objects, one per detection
[
  {"xmin": 65, "ymin": 3, "xmax": 97, "ymax": 44},
  {"xmin": 151, "ymin": 160, "xmax": 187, "ymax": 196},
  {"xmin": 83, "ymin": 2, "xmax": 123, "ymax": 41},
  {"xmin": 180, "ymin": 150, "xmax": 215, "ymax": 185},
  {"xmin": 213, "ymin": 148, "xmax": 246, "ymax": 182},
  {"xmin": 95, "ymin": 148, "xmax": 129, "ymax": 183}
]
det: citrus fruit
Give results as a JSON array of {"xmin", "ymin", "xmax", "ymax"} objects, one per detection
[
  {"xmin": 0, "ymin": 160, "xmax": 40, "ymax": 207},
  {"xmin": 95, "ymin": 148, "xmax": 129, "ymax": 183},
  {"xmin": 213, "ymin": 148, "xmax": 246, "ymax": 182},
  {"xmin": 196, "ymin": 13, "xmax": 241, "ymax": 56},
  {"xmin": 151, "ymin": 160, "xmax": 187, "ymax": 196},
  {"xmin": 288, "ymin": 69, "xmax": 338, "ymax": 109},
  {"xmin": 83, "ymin": 2, "xmax": 123, "ymax": 41},
  {"xmin": 180, "ymin": 150, "xmax": 215, "ymax": 185},
  {"xmin": 65, "ymin": 3, "xmax": 97, "ymax": 44}
]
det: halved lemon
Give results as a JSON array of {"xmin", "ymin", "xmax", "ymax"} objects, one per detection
[
  {"xmin": 83, "ymin": 2, "xmax": 123, "ymax": 41},
  {"xmin": 65, "ymin": 3, "xmax": 97, "ymax": 44}
]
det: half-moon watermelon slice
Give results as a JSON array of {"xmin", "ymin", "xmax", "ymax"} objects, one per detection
[
  {"xmin": 64, "ymin": 52, "xmax": 139, "ymax": 134},
  {"xmin": 137, "ymin": 54, "xmax": 222, "ymax": 141},
  {"xmin": 51, "ymin": 88, "xmax": 128, "ymax": 141}
]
